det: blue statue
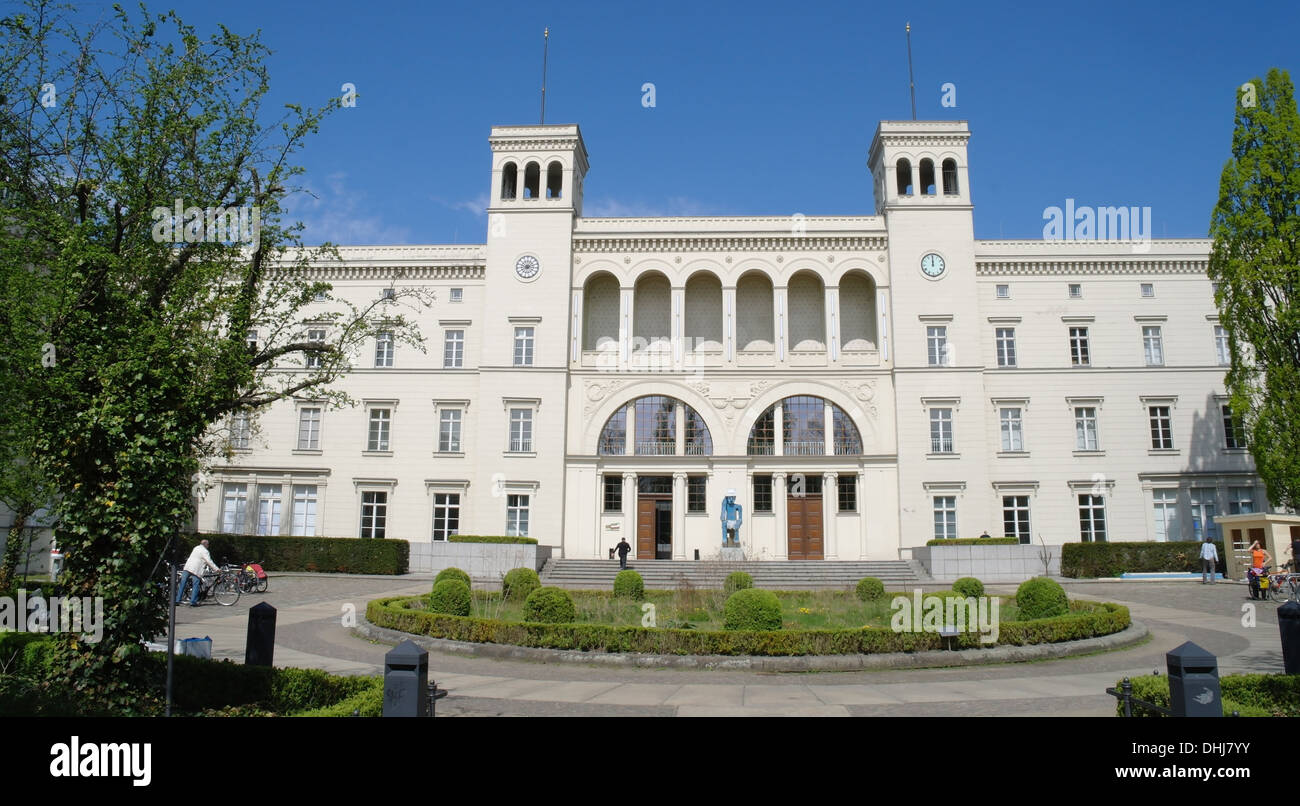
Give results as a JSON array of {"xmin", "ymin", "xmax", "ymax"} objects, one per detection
[{"xmin": 720, "ymin": 489, "xmax": 743, "ymax": 546}]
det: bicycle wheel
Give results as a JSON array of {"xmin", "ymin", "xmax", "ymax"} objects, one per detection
[
  {"xmin": 255, "ymin": 575, "xmax": 267, "ymax": 593},
  {"xmin": 239, "ymin": 570, "xmax": 256, "ymax": 593},
  {"xmin": 213, "ymin": 575, "xmax": 240, "ymax": 606}
]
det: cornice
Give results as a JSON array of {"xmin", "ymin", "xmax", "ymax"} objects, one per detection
[
  {"xmin": 574, "ymin": 235, "xmax": 887, "ymax": 254},
  {"xmin": 976, "ymin": 257, "xmax": 1210, "ymax": 277}
]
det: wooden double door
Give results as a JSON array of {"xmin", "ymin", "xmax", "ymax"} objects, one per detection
[
  {"xmin": 637, "ymin": 495, "xmax": 673, "ymax": 559},
  {"xmin": 786, "ymin": 478, "xmax": 824, "ymax": 560}
]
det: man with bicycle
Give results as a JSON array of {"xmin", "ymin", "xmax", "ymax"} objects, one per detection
[{"xmin": 177, "ymin": 539, "xmax": 220, "ymax": 607}]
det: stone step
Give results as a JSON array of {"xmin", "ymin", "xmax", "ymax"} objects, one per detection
[{"xmin": 540, "ymin": 558, "xmax": 921, "ymax": 589}]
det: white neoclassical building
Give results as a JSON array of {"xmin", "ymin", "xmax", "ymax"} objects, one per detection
[{"xmin": 195, "ymin": 119, "xmax": 1273, "ymax": 562}]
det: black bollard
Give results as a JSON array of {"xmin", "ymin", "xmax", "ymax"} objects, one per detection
[
  {"xmin": 383, "ymin": 640, "xmax": 429, "ymax": 718},
  {"xmin": 1279, "ymin": 600, "xmax": 1300, "ymax": 674},
  {"xmin": 244, "ymin": 602, "xmax": 277, "ymax": 667},
  {"xmin": 1166, "ymin": 641, "xmax": 1222, "ymax": 717}
]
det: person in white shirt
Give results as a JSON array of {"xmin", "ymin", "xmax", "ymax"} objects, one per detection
[
  {"xmin": 177, "ymin": 539, "xmax": 220, "ymax": 606},
  {"xmin": 1199, "ymin": 537, "xmax": 1219, "ymax": 585}
]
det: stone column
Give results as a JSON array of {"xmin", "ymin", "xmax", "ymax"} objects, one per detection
[
  {"xmin": 622, "ymin": 472, "xmax": 637, "ymax": 555},
  {"xmin": 672, "ymin": 471, "xmax": 687, "ymax": 560},
  {"xmin": 674, "ymin": 400, "xmax": 685, "ymax": 456},
  {"xmin": 825, "ymin": 285, "xmax": 838, "ymax": 361},
  {"xmin": 774, "ymin": 401, "xmax": 784, "ymax": 457},
  {"xmin": 722, "ymin": 286, "xmax": 737, "ymax": 364},
  {"xmin": 823, "ymin": 471, "xmax": 838, "ymax": 560},
  {"xmin": 773, "ymin": 471, "xmax": 788, "ymax": 561},
  {"xmin": 619, "ymin": 286, "xmax": 634, "ymax": 370},
  {"xmin": 570, "ymin": 289, "xmax": 582, "ymax": 363},
  {"xmin": 624, "ymin": 402, "xmax": 635, "ymax": 456},
  {"xmin": 774, "ymin": 286, "xmax": 788, "ymax": 362},
  {"xmin": 823, "ymin": 400, "xmax": 834, "ymax": 456}
]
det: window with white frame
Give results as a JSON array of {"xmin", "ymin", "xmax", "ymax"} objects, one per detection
[
  {"xmin": 307, "ymin": 328, "xmax": 326, "ymax": 369},
  {"xmin": 1141, "ymin": 283, "xmax": 1154, "ymax": 298},
  {"xmin": 432, "ymin": 493, "xmax": 460, "ymax": 541},
  {"xmin": 230, "ymin": 411, "xmax": 251, "ymax": 450},
  {"xmin": 1069, "ymin": 327, "xmax": 1090, "ymax": 366},
  {"xmin": 933, "ymin": 496, "xmax": 957, "ymax": 540},
  {"xmin": 245, "ymin": 329, "xmax": 258, "ymax": 353},
  {"xmin": 1153, "ymin": 488, "xmax": 1178, "ymax": 542},
  {"xmin": 312, "ymin": 290, "xmax": 329, "ymax": 303},
  {"xmin": 999, "ymin": 407, "xmax": 1024, "ymax": 452},
  {"xmin": 291, "ymin": 485, "xmax": 318, "ymax": 536},
  {"xmin": 1222, "ymin": 404, "xmax": 1246, "ymax": 449},
  {"xmin": 1068, "ymin": 283, "xmax": 1082, "ymax": 299},
  {"xmin": 360, "ymin": 491, "xmax": 388, "ymax": 538},
  {"xmin": 995, "ymin": 284, "xmax": 1010, "ymax": 299},
  {"xmin": 1229, "ymin": 486, "xmax": 1255, "ymax": 515},
  {"xmin": 221, "ymin": 483, "xmax": 249, "ymax": 534},
  {"xmin": 374, "ymin": 331, "xmax": 394, "ymax": 368},
  {"xmin": 513, "ymin": 326, "xmax": 535, "ymax": 366},
  {"xmin": 449, "ymin": 287, "xmax": 463, "ymax": 303},
  {"xmin": 256, "ymin": 484, "xmax": 282, "ymax": 536},
  {"xmin": 367, "ymin": 408, "xmax": 392, "ymax": 452},
  {"xmin": 1214, "ymin": 325, "xmax": 1230, "ymax": 366},
  {"xmin": 509, "ymin": 408, "xmax": 533, "ymax": 452},
  {"xmin": 381, "ymin": 288, "xmax": 395, "ymax": 301},
  {"xmin": 929, "ymin": 408, "xmax": 954, "ymax": 453},
  {"xmin": 443, "ymin": 330, "xmax": 464, "ymax": 368},
  {"xmin": 1190, "ymin": 488, "xmax": 1217, "ymax": 542},
  {"xmin": 1002, "ymin": 495, "xmax": 1031, "ymax": 543},
  {"xmin": 603, "ymin": 475, "xmax": 623, "ymax": 513},
  {"xmin": 837, "ymin": 475, "xmax": 857, "ymax": 513},
  {"xmin": 506, "ymin": 494, "xmax": 530, "ymax": 536},
  {"xmin": 297, "ymin": 406, "xmax": 322, "ymax": 451},
  {"xmin": 996, "ymin": 327, "xmax": 1016, "ymax": 367},
  {"xmin": 1142, "ymin": 326, "xmax": 1164, "ymax": 366},
  {"xmin": 438, "ymin": 409, "xmax": 462, "ymax": 453},
  {"xmin": 1149, "ymin": 405, "xmax": 1173, "ymax": 450},
  {"xmin": 927, "ymin": 326, "xmax": 948, "ymax": 367},
  {"xmin": 1074, "ymin": 407, "xmax": 1099, "ymax": 451},
  {"xmin": 1078, "ymin": 494, "xmax": 1106, "ymax": 542}
]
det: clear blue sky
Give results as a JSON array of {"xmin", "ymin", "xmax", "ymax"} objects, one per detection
[{"xmin": 63, "ymin": 0, "xmax": 1300, "ymax": 244}]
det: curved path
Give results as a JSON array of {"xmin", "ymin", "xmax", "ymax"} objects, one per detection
[{"xmin": 171, "ymin": 576, "xmax": 1287, "ymax": 716}]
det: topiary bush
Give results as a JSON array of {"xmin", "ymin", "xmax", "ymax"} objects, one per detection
[
  {"xmin": 1016, "ymin": 577, "xmax": 1069, "ymax": 620},
  {"xmin": 724, "ymin": 571, "xmax": 753, "ymax": 594},
  {"xmin": 434, "ymin": 567, "xmax": 471, "ymax": 590},
  {"xmin": 613, "ymin": 569, "xmax": 645, "ymax": 599},
  {"xmin": 723, "ymin": 588, "xmax": 783, "ymax": 631},
  {"xmin": 429, "ymin": 579, "xmax": 471, "ymax": 616},
  {"xmin": 523, "ymin": 586, "xmax": 576, "ymax": 623},
  {"xmin": 856, "ymin": 577, "xmax": 886, "ymax": 602},
  {"xmin": 952, "ymin": 577, "xmax": 984, "ymax": 598},
  {"xmin": 502, "ymin": 567, "xmax": 541, "ymax": 601}
]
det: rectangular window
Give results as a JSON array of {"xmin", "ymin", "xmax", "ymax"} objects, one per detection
[
  {"xmin": 221, "ymin": 483, "xmax": 249, "ymax": 534},
  {"xmin": 933, "ymin": 496, "xmax": 957, "ymax": 541},
  {"xmin": 927, "ymin": 326, "xmax": 948, "ymax": 367},
  {"xmin": 929, "ymin": 408, "xmax": 954, "ymax": 453},
  {"xmin": 995, "ymin": 327, "xmax": 1016, "ymax": 367},
  {"xmin": 1222, "ymin": 404, "xmax": 1245, "ymax": 449},
  {"xmin": 1229, "ymin": 486, "xmax": 1255, "ymax": 515},
  {"xmin": 360, "ymin": 491, "xmax": 388, "ymax": 538},
  {"xmin": 1143, "ymin": 326, "xmax": 1164, "ymax": 366},
  {"xmin": 1215, "ymin": 325, "xmax": 1230, "ymax": 366},
  {"xmin": 1074, "ymin": 407, "xmax": 1099, "ymax": 451},
  {"xmin": 753, "ymin": 475, "xmax": 773, "ymax": 513},
  {"xmin": 513, "ymin": 326, "xmax": 535, "ymax": 366},
  {"xmin": 367, "ymin": 408, "xmax": 391, "ymax": 452},
  {"xmin": 1070, "ymin": 327, "xmax": 1090, "ymax": 366},
  {"xmin": 312, "ymin": 290, "xmax": 329, "ymax": 302},
  {"xmin": 1149, "ymin": 405, "xmax": 1173, "ymax": 450},
  {"xmin": 999, "ymin": 407, "xmax": 1023, "ymax": 452},
  {"xmin": 438, "ymin": 409, "xmax": 462, "ymax": 453},
  {"xmin": 256, "ymin": 484, "xmax": 282, "ymax": 536},
  {"xmin": 509, "ymin": 408, "xmax": 533, "ymax": 452},
  {"xmin": 1141, "ymin": 283, "xmax": 1154, "ymax": 298},
  {"xmin": 230, "ymin": 411, "xmax": 251, "ymax": 450},
  {"xmin": 291, "ymin": 485, "xmax": 317, "ymax": 536},
  {"xmin": 995, "ymin": 284, "xmax": 1010, "ymax": 299},
  {"xmin": 245, "ymin": 328, "xmax": 258, "ymax": 354},
  {"xmin": 506, "ymin": 494, "xmax": 530, "ymax": 537},
  {"xmin": 1068, "ymin": 283, "xmax": 1082, "ymax": 299},
  {"xmin": 306, "ymin": 328, "xmax": 326, "ymax": 369},
  {"xmin": 1190, "ymin": 489, "xmax": 1218, "ymax": 542},
  {"xmin": 1153, "ymin": 489, "xmax": 1178, "ymax": 542},
  {"xmin": 449, "ymin": 287, "xmax": 463, "ymax": 303},
  {"xmin": 1002, "ymin": 495, "xmax": 1031, "ymax": 544},
  {"xmin": 1078, "ymin": 494, "xmax": 1106, "ymax": 542},
  {"xmin": 381, "ymin": 288, "xmax": 396, "ymax": 301},
  {"xmin": 443, "ymin": 330, "xmax": 464, "ymax": 368},
  {"xmin": 374, "ymin": 331, "xmax": 394, "ymax": 368},
  {"xmin": 688, "ymin": 476, "xmax": 707, "ymax": 513},
  {"xmin": 297, "ymin": 407, "xmax": 321, "ymax": 450},
  {"xmin": 838, "ymin": 475, "xmax": 857, "ymax": 513},
  {"xmin": 603, "ymin": 475, "xmax": 623, "ymax": 513},
  {"xmin": 432, "ymin": 493, "xmax": 460, "ymax": 541}
]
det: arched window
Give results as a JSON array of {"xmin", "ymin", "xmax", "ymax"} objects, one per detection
[
  {"xmin": 685, "ymin": 408, "xmax": 712, "ymax": 455},
  {"xmin": 546, "ymin": 161, "xmax": 563, "ymax": 199},
  {"xmin": 896, "ymin": 158, "xmax": 913, "ymax": 196},
  {"xmin": 598, "ymin": 407, "xmax": 626, "ymax": 455},
  {"xmin": 500, "ymin": 162, "xmax": 518, "ymax": 200},
  {"xmin": 597, "ymin": 396, "xmax": 713, "ymax": 456},
  {"xmin": 919, "ymin": 159, "xmax": 936, "ymax": 196},
  {"xmin": 523, "ymin": 162, "xmax": 540, "ymax": 199},
  {"xmin": 833, "ymin": 407, "xmax": 863, "ymax": 454},
  {"xmin": 746, "ymin": 396, "xmax": 863, "ymax": 456},
  {"xmin": 942, "ymin": 159, "xmax": 959, "ymax": 195}
]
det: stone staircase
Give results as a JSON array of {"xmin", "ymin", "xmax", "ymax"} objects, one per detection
[{"xmin": 539, "ymin": 558, "xmax": 925, "ymax": 590}]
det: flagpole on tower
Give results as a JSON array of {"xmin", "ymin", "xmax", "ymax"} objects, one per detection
[
  {"xmin": 540, "ymin": 27, "xmax": 549, "ymax": 124},
  {"xmin": 905, "ymin": 22, "xmax": 917, "ymax": 120}
]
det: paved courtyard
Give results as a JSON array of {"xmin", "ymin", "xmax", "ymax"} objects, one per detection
[{"xmin": 169, "ymin": 575, "xmax": 1288, "ymax": 716}]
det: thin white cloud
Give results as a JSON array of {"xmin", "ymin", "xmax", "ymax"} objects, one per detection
[
  {"xmin": 583, "ymin": 196, "xmax": 720, "ymax": 218},
  {"xmin": 431, "ymin": 192, "xmax": 489, "ymax": 218},
  {"xmin": 288, "ymin": 172, "xmax": 414, "ymax": 245}
]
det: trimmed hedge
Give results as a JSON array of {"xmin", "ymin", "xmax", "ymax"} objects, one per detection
[
  {"xmin": 523, "ymin": 587, "xmax": 576, "ymax": 623},
  {"xmin": 1016, "ymin": 577, "xmax": 1069, "ymax": 620},
  {"xmin": 1116, "ymin": 673, "xmax": 1300, "ymax": 717},
  {"xmin": 430, "ymin": 579, "xmax": 472, "ymax": 616},
  {"xmin": 1062, "ymin": 541, "xmax": 1226, "ymax": 578},
  {"xmin": 952, "ymin": 577, "xmax": 985, "ymax": 598},
  {"xmin": 724, "ymin": 589, "xmax": 783, "ymax": 631},
  {"xmin": 613, "ymin": 570, "xmax": 645, "ymax": 599},
  {"xmin": 448, "ymin": 535, "xmax": 539, "ymax": 545},
  {"xmin": 926, "ymin": 537, "xmax": 1020, "ymax": 546},
  {"xmin": 724, "ymin": 571, "xmax": 753, "ymax": 595},
  {"xmin": 369, "ymin": 596, "xmax": 1130, "ymax": 657},
  {"xmin": 435, "ymin": 567, "xmax": 471, "ymax": 589},
  {"xmin": 503, "ymin": 567, "xmax": 541, "ymax": 601},
  {"xmin": 856, "ymin": 577, "xmax": 886, "ymax": 601},
  {"xmin": 183, "ymin": 533, "xmax": 408, "ymax": 575}
]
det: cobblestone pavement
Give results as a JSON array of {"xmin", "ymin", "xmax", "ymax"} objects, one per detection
[{"xmin": 168, "ymin": 575, "xmax": 1287, "ymax": 716}]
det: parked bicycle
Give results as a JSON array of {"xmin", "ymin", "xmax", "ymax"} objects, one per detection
[
  {"xmin": 1265, "ymin": 570, "xmax": 1300, "ymax": 603},
  {"xmin": 173, "ymin": 564, "xmax": 241, "ymax": 607},
  {"xmin": 237, "ymin": 561, "xmax": 268, "ymax": 594}
]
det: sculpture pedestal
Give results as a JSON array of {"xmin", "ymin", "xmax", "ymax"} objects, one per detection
[{"xmin": 720, "ymin": 546, "xmax": 745, "ymax": 562}]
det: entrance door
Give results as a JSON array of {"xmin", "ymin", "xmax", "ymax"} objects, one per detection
[
  {"xmin": 655, "ymin": 500, "xmax": 672, "ymax": 559},
  {"xmin": 787, "ymin": 488, "xmax": 824, "ymax": 560},
  {"xmin": 637, "ymin": 495, "xmax": 672, "ymax": 559}
]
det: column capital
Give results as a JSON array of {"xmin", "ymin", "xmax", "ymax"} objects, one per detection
[
  {"xmin": 823, "ymin": 471, "xmax": 839, "ymax": 482},
  {"xmin": 622, "ymin": 471, "xmax": 637, "ymax": 481},
  {"xmin": 672, "ymin": 471, "xmax": 689, "ymax": 481},
  {"xmin": 772, "ymin": 470, "xmax": 788, "ymax": 480}
]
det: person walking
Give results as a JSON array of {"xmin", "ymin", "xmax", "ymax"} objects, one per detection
[
  {"xmin": 615, "ymin": 536, "xmax": 632, "ymax": 570},
  {"xmin": 177, "ymin": 539, "xmax": 220, "ymax": 607},
  {"xmin": 1199, "ymin": 537, "xmax": 1219, "ymax": 584}
]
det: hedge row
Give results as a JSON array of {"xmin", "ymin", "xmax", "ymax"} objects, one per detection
[
  {"xmin": 1117, "ymin": 673, "xmax": 1300, "ymax": 717},
  {"xmin": 184, "ymin": 533, "xmax": 408, "ymax": 575},
  {"xmin": 1061, "ymin": 541, "xmax": 1225, "ymax": 578},
  {"xmin": 367, "ymin": 596, "xmax": 1130, "ymax": 657},
  {"xmin": 448, "ymin": 535, "xmax": 539, "ymax": 545},
  {"xmin": 925, "ymin": 537, "xmax": 1021, "ymax": 546}
]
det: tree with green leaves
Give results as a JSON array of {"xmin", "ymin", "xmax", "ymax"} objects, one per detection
[
  {"xmin": 1209, "ymin": 68, "xmax": 1300, "ymax": 512},
  {"xmin": 0, "ymin": 1, "xmax": 429, "ymax": 711}
]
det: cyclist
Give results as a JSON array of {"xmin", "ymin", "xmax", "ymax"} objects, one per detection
[{"xmin": 177, "ymin": 539, "xmax": 220, "ymax": 607}]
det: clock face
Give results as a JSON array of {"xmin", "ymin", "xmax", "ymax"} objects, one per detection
[
  {"xmin": 921, "ymin": 253, "xmax": 946, "ymax": 277},
  {"xmin": 515, "ymin": 255, "xmax": 540, "ymax": 280}
]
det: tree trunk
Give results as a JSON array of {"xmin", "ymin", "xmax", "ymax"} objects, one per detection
[{"xmin": 0, "ymin": 505, "xmax": 35, "ymax": 591}]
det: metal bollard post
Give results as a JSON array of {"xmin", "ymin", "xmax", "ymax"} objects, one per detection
[
  {"xmin": 1120, "ymin": 677, "xmax": 1133, "ymax": 718},
  {"xmin": 245, "ymin": 602, "xmax": 277, "ymax": 667},
  {"xmin": 1278, "ymin": 600, "xmax": 1300, "ymax": 674},
  {"xmin": 1166, "ymin": 641, "xmax": 1222, "ymax": 717},
  {"xmin": 383, "ymin": 640, "xmax": 429, "ymax": 717}
]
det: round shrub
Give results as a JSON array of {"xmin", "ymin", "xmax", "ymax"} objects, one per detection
[
  {"xmin": 952, "ymin": 577, "xmax": 985, "ymax": 599},
  {"xmin": 1016, "ymin": 577, "xmax": 1069, "ymax": 620},
  {"xmin": 613, "ymin": 569, "xmax": 645, "ymax": 599},
  {"xmin": 434, "ymin": 567, "xmax": 471, "ymax": 590},
  {"xmin": 523, "ymin": 586, "xmax": 576, "ymax": 623},
  {"xmin": 723, "ymin": 588, "xmax": 783, "ymax": 631},
  {"xmin": 428, "ymin": 579, "xmax": 471, "ymax": 617},
  {"xmin": 502, "ymin": 567, "xmax": 541, "ymax": 602},
  {"xmin": 856, "ymin": 577, "xmax": 886, "ymax": 602},
  {"xmin": 723, "ymin": 571, "xmax": 753, "ymax": 594}
]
